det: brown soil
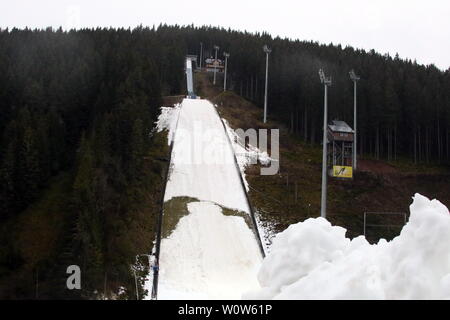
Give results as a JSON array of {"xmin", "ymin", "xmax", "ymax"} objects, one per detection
[
  {"xmin": 358, "ymin": 159, "xmax": 398, "ymax": 174},
  {"xmin": 161, "ymin": 95, "xmax": 184, "ymax": 107}
]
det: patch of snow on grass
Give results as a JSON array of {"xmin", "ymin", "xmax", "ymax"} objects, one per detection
[
  {"xmin": 221, "ymin": 118, "xmax": 271, "ymax": 192},
  {"xmin": 254, "ymin": 210, "xmax": 277, "ymax": 254},
  {"xmin": 155, "ymin": 103, "xmax": 181, "ymax": 145}
]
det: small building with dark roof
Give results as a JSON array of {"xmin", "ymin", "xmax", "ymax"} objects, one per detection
[{"xmin": 327, "ymin": 120, "xmax": 354, "ymax": 178}]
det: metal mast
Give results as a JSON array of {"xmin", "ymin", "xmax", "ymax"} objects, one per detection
[
  {"xmin": 263, "ymin": 45, "xmax": 271, "ymax": 123},
  {"xmin": 213, "ymin": 45, "xmax": 219, "ymax": 85},
  {"xmin": 349, "ymin": 69, "xmax": 360, "ymax": 171},
  {"xmin": 199, "ymin": 42, "xmax": 203, "ymax": 69},
  {"xmin": 319, "ymin": 69, "xmax": 332, "ymax": 219},
  {"xmin": 223, "ymin": 52, "xmax": 230, "ymax": 91}
]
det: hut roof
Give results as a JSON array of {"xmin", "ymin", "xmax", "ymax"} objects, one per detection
[{"xmin": 328, "ymin": 120, "xmax": 354, "ymax": 133}]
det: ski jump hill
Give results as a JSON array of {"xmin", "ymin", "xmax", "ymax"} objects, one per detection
[{"xmin": 151, "ymin": 57, "xmax": 264, "ymax": 299}]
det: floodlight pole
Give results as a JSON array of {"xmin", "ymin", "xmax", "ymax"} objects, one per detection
[
  {"xmin": 263, "ymin": 45, "xmax": 271, "ymax": 123},
  {"xmin": 200, "ymin": 42, "xmax": 203, "ymax": 69},
  {"xmin": 349, "ymin": 70, "xmax": 360, "ymax": 171},
  {"xmin": 223, "ymin": 52, "xmax": 230, "ymax": 91},
  {"xmin": 353, "ymin": 80, "xmax": 357, "ymax": 170},
  {"xmin": 213, "ymin": 45, "xmax": 219, "ymax": 85},
  {"xmin": 319, "ymin": 69, "xmax": 332, "ymax": 219}
]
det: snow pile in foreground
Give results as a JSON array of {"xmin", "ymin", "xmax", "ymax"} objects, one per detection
[
  {"xmin": 155, "ymin": 103, "xmax": 181, "ymax": 145},
  {"xmin": 157, "ymin": 201, "xmax": 262, "ymax": 299},
  {"xmin": 245, "ymin": 194, "xmax": 450, "ymax": 299}
]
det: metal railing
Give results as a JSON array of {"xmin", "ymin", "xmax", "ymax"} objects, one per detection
[
  {"xmin": 363, "ymin": 211, "xmax": 408, "ymax": 237},
  {"xmin": 151, "ymin": 106, "xmax": 181, "ymax": 300},
  {"xmin": 214, "ymin": 107, "xmax": 266, "ymax": 258}
]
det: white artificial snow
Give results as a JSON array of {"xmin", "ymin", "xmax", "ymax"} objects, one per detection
[
  {"xmin": 157, "ymin": 201, "xmax": 262, "ymax": 299},
  {"xmin": 149, "ymin": 98, "xmax": 263, "ymax": 300},
  {"xmin": 164, "ymin": 99, "xmax": 250, "ymax": 213},
  {"xmin": 155, "ymin": 103, "xmax": 181, "ymax": 145},
  {"xmin": 244, "ymin": 193, "xmax": 450, "ymax": 300}
]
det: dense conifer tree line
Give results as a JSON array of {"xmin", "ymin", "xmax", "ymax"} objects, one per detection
[{"xmin": 0, "ymin": 26, "xmax": 183, "ymax": 298}]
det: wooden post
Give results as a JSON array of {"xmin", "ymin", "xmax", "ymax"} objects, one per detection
[
  {"xmin": 251, "ymin": 75, "xmax": 254, "ymax": 100},
  {"xmin": 104, "ymin": 272, "xmax": 107, "ymax": 299},
  {"xmin": 35, "ymin": 268, "xmax": 39, "ymax": 299}
]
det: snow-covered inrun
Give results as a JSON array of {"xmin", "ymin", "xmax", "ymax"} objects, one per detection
[
  {"xmin": 245, "ymin": 193, "xmax": 450, "ymax": 300},
  {"xmin": 151, "ymin": 98, "xmax": 263, "ymax": 299},
  {"xmin": 157, "ymin": 201, "xmax": 261, "ymax": 299},
  {"xmin": 164, "ymin": 99, "xmax": 250, "ymax": 213}
]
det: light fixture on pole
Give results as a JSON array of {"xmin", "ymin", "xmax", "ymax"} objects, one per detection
[
  {"xmin": 319, "ymin": 68, "xmax": 332, "ymax": 219},
  {"xmin": 349, "ymin": 69, "xmax": 360, "ymax": 171},
  {"xmin": 213, "ymin": 45, "xmax": 219, "ymax": 85},
  {"xmin": 223, "ymin": 52, "xmax": 230, "ymax": 91},
  {"xmin": 263, "ymin": 45, "xmax": 271, "ymax": 123}
]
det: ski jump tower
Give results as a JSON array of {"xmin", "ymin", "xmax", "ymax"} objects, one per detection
[{"xmin": 185, "ymin": 55, "xmax": 197, "ymax": 99}]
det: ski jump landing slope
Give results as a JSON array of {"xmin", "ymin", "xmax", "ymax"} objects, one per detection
[{"xmin": 158, "ymin": 98, "xmax": 263, "ymax": 299}]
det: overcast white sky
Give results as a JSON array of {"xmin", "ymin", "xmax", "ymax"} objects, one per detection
[{"xmin": 1, "ymin": 0, "xmax": 449, "ymax": 70}]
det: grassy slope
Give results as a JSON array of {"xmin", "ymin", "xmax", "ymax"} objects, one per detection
[{"xmin": 197, "ymin": 71, "xmax": 450, "ymax": 243}]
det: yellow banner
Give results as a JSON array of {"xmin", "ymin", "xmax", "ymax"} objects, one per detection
[{"xmin": 333, "ymin": 166, "xmax": 353, "ymax": 178}]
